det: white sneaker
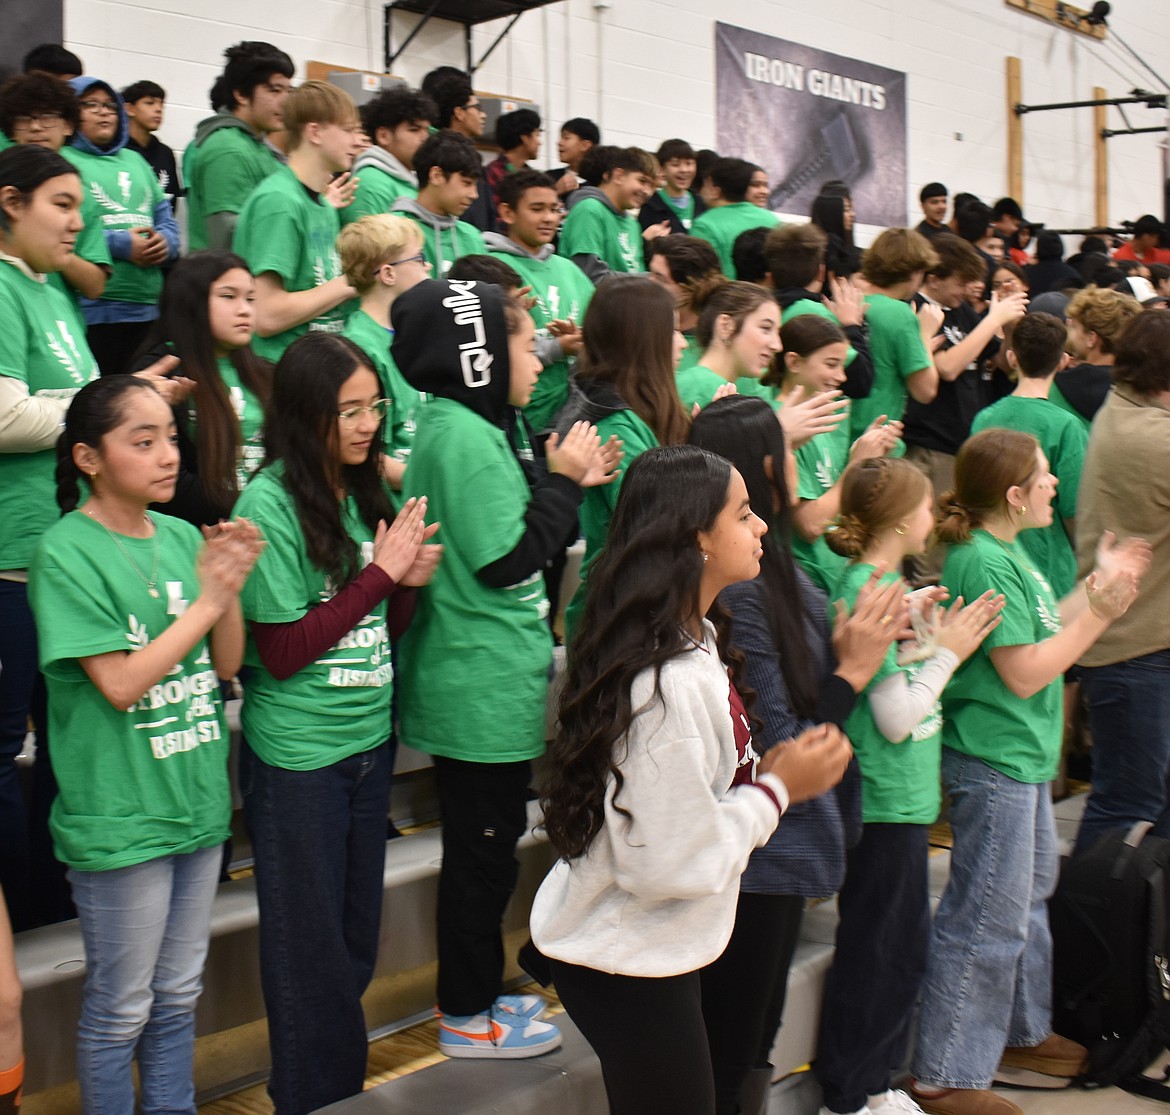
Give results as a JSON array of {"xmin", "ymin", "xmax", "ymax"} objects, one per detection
[{"xmin": 868, "ymin": 1090, "xmax": 926, "ymax": 1114}]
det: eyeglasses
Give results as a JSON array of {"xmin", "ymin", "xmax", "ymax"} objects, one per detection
[
  {"xmin": 78, "ymin": 100, "xmax": 117, "ymax": 115},
  {"xmin": 337, "ymin": 399, "xmax": 391, "ymax": 424},
  {"xmin": 463, "ymin": 101, "xmax": 486, "ymax": 114},
  {"xmin": 13, "ymin": 112, "xmax": 64, "ymax": 128},
  {"xmin": 387, "ymin": 252, "xmax": 426, "ymax": 267}
]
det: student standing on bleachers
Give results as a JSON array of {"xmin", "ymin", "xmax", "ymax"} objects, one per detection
[
  {"xmin": 690, "ymin": 396, "xmax": 902, "ymax": 1115},
  {"xmin": 30, "ymin": 375, "xmax": 264, "ymax": 1115},
  {"xmin": 639, "ymin": 138, "xmax": 704, "ymax": 235},
  {"xmin": 63, "ymin": 76, "xmax": 179, "ymax": 375},
  {"xmin": 0, "ymin": 146, "xmax": 101, "ymax": 933},
  {"xmin": 815, "ymin": 457, "xmax": 1001, "ymax": 1115},
  {"xmin": 425, "ymin": 73, "xmax": 494, "ymax": 233},
  {"xmin": 390, "ymin": 130, "xmax": 488, "ymax": 275},
  {"xmin": 339, "ymin": 214, "xmax": 433, "ymax": 505},
  {"xmin": 485, "ymin": 168, "xmax": 594, "ymax": 434},
  {"xmin": 391, "ymin": 278, "xmax": 617, "ymax": 1060},
  {"xmin": 910, "ymin": 428, "xmax": 1149, "ymax": 1115},
  {"xmin": 130, "ymin": 250, "xmax": 273, "ymax": 526},
  {"xmin": 645, "ymin": 233, "xmax": 723, "ymax": 371},
  {"xmin": 234, "ymin": 333, "xmax": 440, "ymax": 1114},
  {"xmin": 484, "ymin": 108, "xmax": 542, "ymax": 217},
  {"xmin": 675, "ymin": 280, "xmax": 781, "ymax": 410},
  {"xmin": 532, "ymin": 443, "xmax": 853, "ymax": 1115},
  {"xmin": 121, "ymin": 81, "xmax": 183, "ymax": 226},
  {"xmin": 558, "ymin": 146, "xmax": 664, "ymax": 281},
  {"xmin": 849, "ymin": 229, "xmax": 940, "ymax": 452},
  {"xmin": 0, "ymin": 73, "xmax": 111, "ymax": 303},
  {"xmin": 556, "ymin": 274, "xmax": 690, "ymax": 639},
  {"xmin": 692, "ymin": 157, "xmax": 779, "ymax": 279},
  {"xmin": 769, "ymin": 315, "xmax": 898, "ymax": 594},
  {"xmin": 233, "ymin": 81, "xmax": 362, "ymax": 363},
  {"xmin": 547, "ymin": 116, "xmax": 598, "ymax": 199},
  {"xmin": 184, "ymin": 41, "xmax": 293, "ymax": 252},
  {"xmin": 341, "ymin": 87, "xmax": 436, "ymax": 226}
]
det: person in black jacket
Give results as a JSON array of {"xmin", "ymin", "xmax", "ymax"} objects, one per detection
[{"xmin": 639, "ymin": 137, "xmax": 705, "ymax": 235}]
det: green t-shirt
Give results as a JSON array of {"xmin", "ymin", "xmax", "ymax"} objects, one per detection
[
  {"xmin": 64, "ymin": 146, "xmax": 166, "ymax": 305},
  {"xmin": 850, "ymin": 292, "xmax": 930, "ymax": 452},
  {"xmin": 487, "ymin": 247, "xmax": 594, "ymax": 432},
  {"xmin": 833, "ymin": 562, "xmax": 943, "ymax": 824},
  {"xmin": 656, "ymin": 188, "xmax": 695, "ymax": 230},
  {"xmin": 184, "ymin": 118, "xmax": 283, "ymax": 251},
  {"xmin": 184, "ymin": 356, "xmax": 265, "ymax": 493},
  {"xmin": 395, "ymin": 209, "xmax": 487, "ymax": 276},
  {"xmin": 558, "ymin": 196, "xmax": 644, "ymax": 274},
  {"xmin": 791, "ymin": 411, "xmax": 852, "ymax": 593},
  {"xmin": 47, "ymin": 177, "xmax": 114, "ymax": 305},
  {"xmin": 397, "ymin": 398, "xmax": 553, "ymax": 762},
  {"xmin": 940, "ymin": 529, "xmax": 1063, "ymax": 783},
  {"xmin": 690, "ymin": 202, "xmax": 780, "ymax": 278},
  {"xmin": 29, "ymin": 512, "xmax": 231, "ymax": 871},
  {"xmin": 0, "ymin": 133, "xmax": 11, "ymax": 153},
  {"xmin": 342, "ymin": 309, "xmax": 429, "ymax": 509},
  {"xmin": 341, "ymin": 163, "xmax": 418, "ymax": 226},
  {"xmin": 970, "ymin": 395, "xmax": 1087, "ymax": 597},
  {"xmin": 676, "ymin": 363, "xmax": 728, "ymax": 411},
  {"xmin": 677, "ymin": 332, "xmax": 703, "ymax": 372},
  {"xmin": 234, "ymin": 165, "xmax": 351, "ymax": 363},
  {"xmin": 0, "ymin": 259, "xmax": 99, "ymax": 568},
  {"xmin": 779, "ymin": 297, "xmax": 858, "ymax": 366},
  {"xmin": 235, "ymin": 464, "xmax": 393, "ymax": 771},
  {"xmin": 564, "ymin": 407, "xmax": 659, "ymax": 642}
]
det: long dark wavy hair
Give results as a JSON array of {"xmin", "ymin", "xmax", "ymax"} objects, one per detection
[
  {"xmin": 542, "ymin": 445, "xmax": 752, "ymax": 859},
  {"xmin": 573, "ymin": 274, "xmax": 690, "ymax": 446},
  {"xmin": 140, "ymin": 250, "xmax": 272, "ymax": 518},
  {"xmin": 263, "ymin": 333, "xmax": 395, "ymax": 586},
  {"xmin": 689, "ymin": 395, "xmax": 819, "ymax": 719}
]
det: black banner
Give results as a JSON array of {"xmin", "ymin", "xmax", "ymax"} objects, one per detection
[{"xmin": 715, "ymin": 21, "xmax": 908, "ymax": 227}]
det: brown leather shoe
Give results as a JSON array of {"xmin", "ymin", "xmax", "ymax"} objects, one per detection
[
  {"xmin": 908, "ymin": 1084, "xmax": 1023, "ymax": 1115},
  {"xmin": 998, "ymin": 1033, "xmax": 1088, "ymax": 1077}
]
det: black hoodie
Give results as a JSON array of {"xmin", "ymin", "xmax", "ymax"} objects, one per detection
[{"xmin": 391, "ymin": 280, "xmax": 582, "ymax": 587}]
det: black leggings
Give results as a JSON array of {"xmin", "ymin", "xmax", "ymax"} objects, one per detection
[
  {"xmin": 700, "ymin": 891, "xmax": 806, "ymax": 1115},
  {"xmin": 550, "ymin": 958, "xmax": 716, "ymax": 1115}
]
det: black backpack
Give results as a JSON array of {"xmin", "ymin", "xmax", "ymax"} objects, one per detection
[{"xmin": 1050, "ymin": 822, "xmax": 1170, "ymax": 1099}]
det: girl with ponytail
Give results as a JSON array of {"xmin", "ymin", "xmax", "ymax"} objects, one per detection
[
  {"xmin": 908, "ymin": 428, "xmax": 1151, "ymax": 1114},
  {"xmin": 814, "ymin": 455, "xmax": 1004, "ymax": 1115},
  {"xmin": 30, "ymin": 374, "xmax": 264, "ymax": 1112},
  {"xmin": 675, "ymin": 278, "xmax": 781, "ymax": 410}
]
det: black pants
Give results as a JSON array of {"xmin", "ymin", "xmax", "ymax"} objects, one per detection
[
  {"xmin": 551, "ymin": 958, "xmax": 716, "ymax": 1115},
  {"xmin": 434, "ymin": 755, "xmax": 531, "ymax": 1016},
  {"xmin": 700, "ymin": 891, "xmax": 806, "ymax": 1115},
  {"xmin": 814, "ymin": 823, "xmax": 930, "ymax": 1113},
  {"xmin": 87, "ymin": 320, "xmax": 153, "ymax": 377}
]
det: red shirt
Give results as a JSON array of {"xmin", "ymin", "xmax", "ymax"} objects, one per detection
[{"xmin": 1113, "ymin": 242, "xmax": 1170, "ymax": 266}]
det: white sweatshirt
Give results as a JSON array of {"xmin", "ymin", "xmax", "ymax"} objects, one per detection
[{"xmin": 530, "ymin": 622, "xmax": 786, "ymax": 977}]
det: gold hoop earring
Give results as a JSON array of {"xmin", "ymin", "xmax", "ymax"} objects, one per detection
[
  {"xmin": 894, "ymin": 523, "xmax": 907, "ymax": 535},
  {"xmin": 1017, "ymin": 504, "xmax": 1027, "ymax": 516}
]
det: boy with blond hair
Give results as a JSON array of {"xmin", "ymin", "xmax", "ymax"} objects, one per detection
[
  {"xmin": 233, "ymin": 80, "xmax": 362, "ymax": 361},
  {"xmin": 338, "ymin": 214, "xmax": 432, "ymax": 503}
]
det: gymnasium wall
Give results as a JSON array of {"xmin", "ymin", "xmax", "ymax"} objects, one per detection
[{"xmin": 63, "ymin": 0, "xmax": 1169, "ymax": 238}]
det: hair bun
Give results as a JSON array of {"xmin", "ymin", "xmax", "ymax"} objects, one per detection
[{"xmin": 825, "ymin": 512, "xmax": 870, "ymax": 557}]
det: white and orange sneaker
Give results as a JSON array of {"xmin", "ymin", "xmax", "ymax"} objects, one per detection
[{"xmin": 439, "ymin": 1001, "xmax": 561, "ymax": 1059}]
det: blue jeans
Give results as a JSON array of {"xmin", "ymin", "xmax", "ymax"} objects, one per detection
[
  {"xmin": 912, "ymin": 749, "xmax": 1057, "ymax": 1090},
  {"xmin": 1076, "ymin": 649, "xmax": 1170, "ymax": 855},
  {"xmin": 68, "ymin": 845, "xmax": 221, "ymax": 1115},
  {"xmin": 240, "ymin": 740, "xmax": 391, "ymax": 1115}
]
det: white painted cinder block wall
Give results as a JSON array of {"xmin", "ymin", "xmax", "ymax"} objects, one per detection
[{"xmin": 64, "ymin": 0, "xmax": 1169, "ymax": 241}]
